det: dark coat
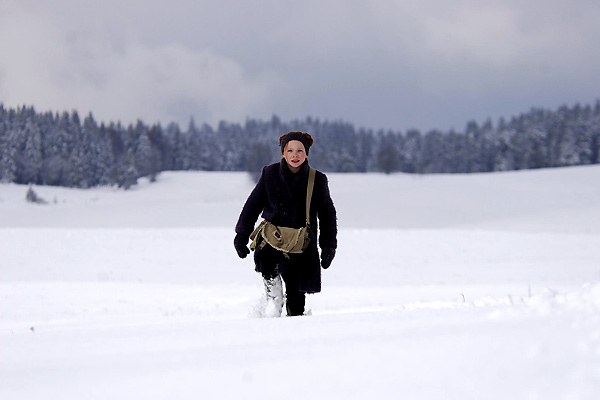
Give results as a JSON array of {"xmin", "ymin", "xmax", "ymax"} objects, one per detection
[{"xmin": 235, "ymin": 160, "xmax": 337, "ymax": 293}]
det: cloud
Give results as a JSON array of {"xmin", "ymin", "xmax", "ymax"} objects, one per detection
[
  {"xmin": 0, "ymin": 1, "xmax": 278, "ymax": 126},
  {"xmin": 1, "ymin": 0, "xmax": 599, "ymax": 132},
  {"xmin": 339, "ymin": 0, "xmax": 600, "ymax": 125},
  {"xmin": 58, "ymin": 35, "xmax": 278, "ymax": 126}
]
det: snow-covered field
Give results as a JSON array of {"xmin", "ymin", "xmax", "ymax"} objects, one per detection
[{"xmin": 1, "ymin": 165, "xmax": 600, "ymax": 399}]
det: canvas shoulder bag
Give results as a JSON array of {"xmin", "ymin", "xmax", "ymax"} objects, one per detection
[{"xmin": 250, "ymin": 168, "xmax": 316, "ymax": 254}]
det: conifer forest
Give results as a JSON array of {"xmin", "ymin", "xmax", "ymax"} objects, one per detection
[{"xmin": 1, "ymin": 100, "xmax": 599, "ymax": 189}]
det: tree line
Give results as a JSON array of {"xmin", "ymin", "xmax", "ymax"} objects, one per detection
[{"xmin": 1, "ymin": 100, "xmax": 599, "ymax": 189}]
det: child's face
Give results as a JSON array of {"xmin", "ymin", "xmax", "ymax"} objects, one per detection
[{"xmin": 283, "ymin": 140, "xmax": 307, "ymax": 172}]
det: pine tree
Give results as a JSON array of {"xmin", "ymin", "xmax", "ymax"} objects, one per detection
[
  {"xmin": 400, "ymin": 129, "xmax": 422, "ymax": 173},
  {"xmin": 245, "ymin": 141, "xmax": 272, "ymax": 182},
  {"xmin": 166, "ymin": 122, "xmax": 185, "ymax": 171},
  {"xmin": 135, "ymin": 129, "xmax": 155, "ymax": 179},
  {"xmin": 116, "ymin": 147, "xmax": 139, "ymax": 189},
  {"xmin": 420, "ymin": 129, "xmax": 446, "ymax": 173},
  {"xmin": 95, "ymin": 123, "xmax": 115, "ymax": 186},
  {"xmin": 377, "ymin": 132, "xmax": 400, "ymax": 174},
  {"xmin": 19, "ymin": 120, "xmax": 43, "ymax": 184},
  {"xmin": 0, "ymin": 124, "xmax": 17, "ymax": 182}
]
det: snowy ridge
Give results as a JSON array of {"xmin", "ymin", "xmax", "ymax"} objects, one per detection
[{"xmin": 1, "ymin": 165, "xmax": 600, "ymax": 399}]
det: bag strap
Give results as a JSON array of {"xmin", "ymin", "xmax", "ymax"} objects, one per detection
[{"xmin": 305, "ymin": 168, "xmax": 316, "ymax": 226}]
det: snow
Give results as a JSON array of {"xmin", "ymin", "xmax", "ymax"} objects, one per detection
[{"xmin": 1, "ymin": 165, "xmax": 600, "ymax": 399}]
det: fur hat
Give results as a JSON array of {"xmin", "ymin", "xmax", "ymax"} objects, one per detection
[{"xmin": 279, "ymin": 131, "xmax": 314, "ymax": 155}]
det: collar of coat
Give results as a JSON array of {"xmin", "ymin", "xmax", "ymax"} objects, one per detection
[{"xmin": 280, "ymin": 158, "xmax": 310, "ymax": 178}]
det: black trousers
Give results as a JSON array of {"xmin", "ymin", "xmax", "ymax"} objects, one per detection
[{"xmin": 255, "ymin": 244, "xmax": 306, "ymax": 316}]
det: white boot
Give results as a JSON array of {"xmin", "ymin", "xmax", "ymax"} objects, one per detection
[{"xmin": 263, "ymin": 275, "xmax": 284, "ymax": 318}]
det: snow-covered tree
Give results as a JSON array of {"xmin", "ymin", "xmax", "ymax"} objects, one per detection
[
  {"xmin": 377, "ymin": 132, "xmax": 400, "ymax": 174},
  {"xmin": 18, "ymin": 120, "xmax": 43, "ymax": 184}
]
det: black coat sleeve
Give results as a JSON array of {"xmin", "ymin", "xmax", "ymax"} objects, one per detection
[
  {"xmin": 314, "ymin": 172, "xmax": 337, "ymax": 250},
  {"xmin": 235, "ymin": 168, "xmax": 267, "ymax": 237}
]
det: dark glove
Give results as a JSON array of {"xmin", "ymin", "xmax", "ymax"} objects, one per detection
[
  {"xmin": 320, "ymin": 247, "xmax": 336, "ymax": 269},
  {"xmin": 234, "ymin": 233, "xmax": 250, "ymax": 259}
]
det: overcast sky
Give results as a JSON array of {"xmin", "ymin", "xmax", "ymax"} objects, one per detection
[{"xmin": 1, "ymin": 0, "xmax": 599, "ymax": 132}]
